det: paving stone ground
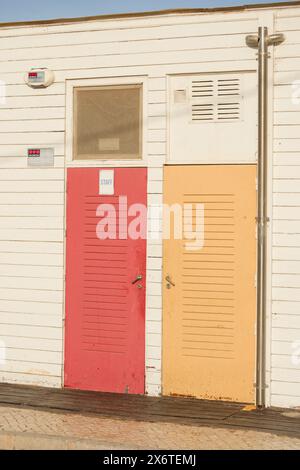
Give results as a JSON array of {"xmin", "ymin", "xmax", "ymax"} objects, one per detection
[{"xmin": 0, "ymin": 404, "xmax": 300, "ymax": 450}]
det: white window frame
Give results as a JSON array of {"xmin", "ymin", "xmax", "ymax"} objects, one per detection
[{"xmin": 66, "ymin": 76, "xmax": 148, "ymax": 167}]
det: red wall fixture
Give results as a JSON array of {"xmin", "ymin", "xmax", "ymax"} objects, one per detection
[{"xmin": 64, "ymin": 168, "xmax": 147, "ymax": 394}]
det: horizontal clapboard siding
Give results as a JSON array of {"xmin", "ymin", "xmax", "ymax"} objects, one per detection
[
  {"xmin": 0, "ymin": 15, "xmax": 66, "ymax": 388},
  {"xmin": 272, "ymin": 10, "xmax": 300, "ymax": 408}
]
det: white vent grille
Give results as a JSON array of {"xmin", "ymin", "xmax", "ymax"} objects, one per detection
[
  {"xmin": 191, "ymin": 76, "xmax": 242, "ymax": 123},
  {"xmin": 217, "ymin": 78, "xmax": 240, "ymax": 96},
  {"xmin": 192, "ymin": 80, "xmax": 214, "ymax": 98},
  {"xmin": 192, "ymin": 103, "xmax": 214, "ymax": 121},
  {"xmin": 217, "ymin": 102, "xmax": 240, "ymax": 121}
]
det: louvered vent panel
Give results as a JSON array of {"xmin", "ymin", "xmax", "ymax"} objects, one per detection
[
  {"xmin": 217, "ymin": 102, "xmax": 240, "ymax": 121},
  {"xmin": 217, "ymin": 78, "xmax": 240, "ymax": 96},
  {"xmin": 192, "ymin": 104, "xmax": 214, "ymax": 121},
  {"xmin": 82, "ymin": 195, "xmax": 128, "ymax": 355},
  {"xmin": 181, "ymin": 193, "xmax": 236, "ymax": 360},
  {"xmin": 192, "ymin": 80, "xmax": 214, "ymax": 98},
  {"xmin": 191, "ymin": 75, "xmax": 242, "ymax": 123}
]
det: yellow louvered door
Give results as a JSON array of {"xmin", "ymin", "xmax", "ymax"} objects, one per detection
[{"xmin": 163, "ymin": 165, "xmax": 257, "ymax": 403}]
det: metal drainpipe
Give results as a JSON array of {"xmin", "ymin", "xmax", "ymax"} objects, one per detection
[
  {"xmin": 246, "ymin": 27, "xmax": 285, "ymax": 408},
  {"xmin": 256, "ymin": 26, "xmax": 269, "ymax": 409}
]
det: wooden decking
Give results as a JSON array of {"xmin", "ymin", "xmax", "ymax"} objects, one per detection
[{"xmin": 0, "ymin": 383, "xmax": 299, "ymax": 438}]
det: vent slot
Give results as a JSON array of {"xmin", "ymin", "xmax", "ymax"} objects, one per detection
[
  {"xmin": 192, "ymin": 80, "xmax": 214, "ymax": 98},
  {"xmin": 218, "ymin": 78, "xmax": 240, "ymax": 96},
  {"xmin": 191, "ymin": 75, "xmax": 243, "ymax": 123},
  {"xmin": 217, "ymin": 102, "xmax": 240, "ymax": 120},
  {"xmin": 192, "ymin": 103, "xmax": 214, "ymax": 122}
]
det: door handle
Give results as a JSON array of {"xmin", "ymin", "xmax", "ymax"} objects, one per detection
[
  {"xmin": 166, "ymin": 275, "xmax": 175, "ymax": 289},
  {"xmin": 132, "ymin": 275, "xmax": 143, "ymax": 285}
]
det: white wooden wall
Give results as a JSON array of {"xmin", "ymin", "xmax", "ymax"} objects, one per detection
[
  {"xmin": 271, "ymin": 7, "xmax": 300, "ymax": 408},
  {"xmin": 0, "ymin": 5, "xmax": 299, "ymax": 407}
]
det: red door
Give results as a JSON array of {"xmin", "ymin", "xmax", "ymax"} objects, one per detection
[{"xmin": 64, "ymin": 168, "xmax": 147, "ymax": 394}]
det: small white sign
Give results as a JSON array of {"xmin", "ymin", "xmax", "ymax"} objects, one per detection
[{"xmin": 99, "ymin": 170, "xmax": 115, "ymax": 196}]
